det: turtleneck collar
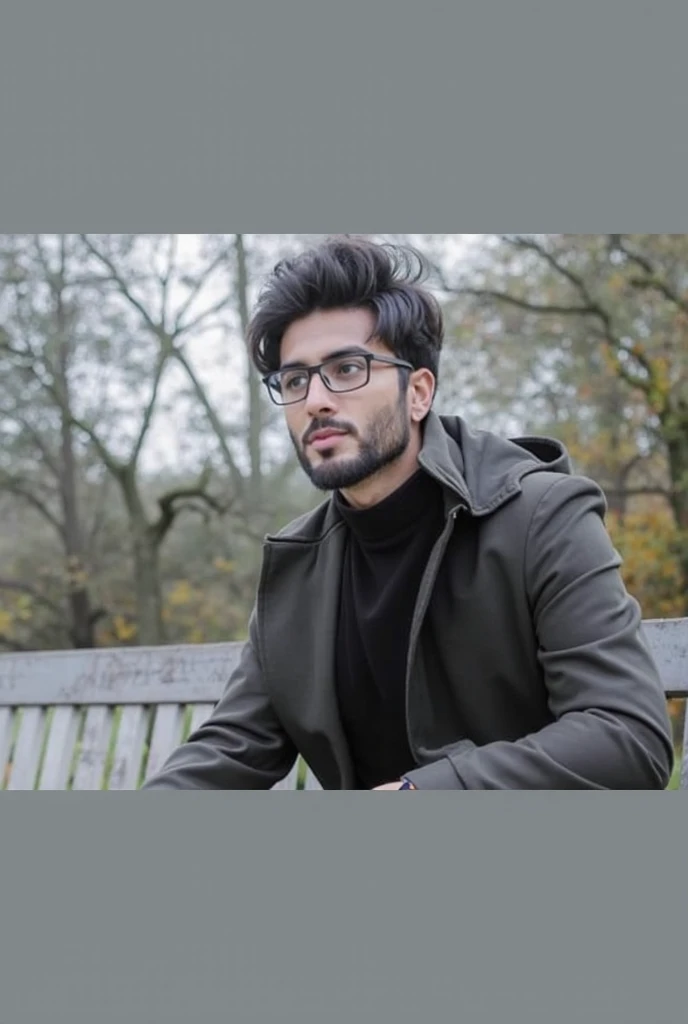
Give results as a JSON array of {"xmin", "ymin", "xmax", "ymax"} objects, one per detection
[{"xmin": 333, "ymin": 468, "xmax": 443, "ymax": 546}]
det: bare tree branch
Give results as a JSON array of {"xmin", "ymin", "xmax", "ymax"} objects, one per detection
[
  {"xmin": 11, "ymin": 315, "xmax": 121, "ymax": 480},
  {"xmin": 175, "ymin": 291, "xmax": 233, "ymax": 336},
  {"xmin": 151, "ymin": 467, "xmax": 232, "ymax": 544},
  {"xmin": 628, "ymin": 275, "xmax": 688, "ymax": 316},
  {"xmin": 21, "ymin": 337, "xmax": 122, "ymax": 478},
  {"xmin": 454, "ymin": 288, "xmax": 597, "ymax": 318},
  {"xmin": 159, "ymin": 234, "xmax": 177, "ymax": 331},
  {"xmin": 452, "ymin": 237, "xmax": 665, "ymax": 403},
  {"xmin": 606, "ymin": 337, "xmax": 664, "ymax": 404},
  {"xmin": 609, "ymin": 236, "xmax": 654, "ymax": 275},
  {"xmin": 68, "ymin": 413, "xmax": 124, "ymax": 477},
  {"xmin": 172, "ymin": 247, "xmax": 230, "ymax": 333},
  {"xmin": 174, "ymin": 317, "xmax": 232, "ymax": 341},
  {"xmin": 0, "ymin": 473, "xmax": 65, "ymax": 539},
  {"xmin": 0, "ymin": 577, "xmax": 65, "ymax": 618},
  {"xmin": 130, "ymin": 348, "xmax": 172, "ymax": 465},
  {"xmin": 13, "ymin": 415, "xmax": 62, "ymax": 480},
  {"xmin": 499, "ymin": 235, "xmax": 625, "ymax": 354},
  {"xmin": 85, "ymin": 472, "xmax": 112, "ymax": 560},
  {"xmin": 617, "ymin": 452, "xmax": 649, "ymax": 480},
  {"xmin": 33, "ymin": 234, "xmax": 56, "ymax": 285},
  {"xmin": 0, "ymin": 330, "xmax": 35, "ymax": 362},
  {"xmin": 505, "ymin": 235, "xmax": 602, "ymax": 311},
  {"xmin": 617, "ymin": 337, "xmax": 656, "ymax": 382},
  {"xmin": 171, "ymin": 346, "xmax": 245, "ymax": 496},
  {"xmin": 79, "ymin": 235, "xmax": 163, "ymax": 338},
  {"xmin": 609, "ymin": 236, "xmax": 688, "ymax": 315}
]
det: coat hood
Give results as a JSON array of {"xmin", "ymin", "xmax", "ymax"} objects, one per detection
[{"xmin": 422, "ymin": 412, "xmax": 572, "ymax": 516}]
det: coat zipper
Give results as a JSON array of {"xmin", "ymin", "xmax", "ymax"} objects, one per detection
[{"xmin": 404, "ymin": 502, "xmax": 465, "ymax": 760}]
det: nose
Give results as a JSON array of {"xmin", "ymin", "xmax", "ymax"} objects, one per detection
[{"xmin": 303, "ymin": 370, "xmax": 337, "ymax": 416}]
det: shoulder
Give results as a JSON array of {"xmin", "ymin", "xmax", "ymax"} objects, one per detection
[
  {"xmin": 518, "ymin": 470, "xmax": 607, "ymax": 518},
  {"xmin": 267, "ymin": 496, "xmax": 338, "ymax": 543},
  {"xmin": 492, "ymin": 471, "xmax": 608, "ymax": 550}
]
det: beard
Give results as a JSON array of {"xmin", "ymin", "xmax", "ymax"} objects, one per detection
[{"xmin": 290, "ymin": 390, "xmax": 411, "ymax": 492}]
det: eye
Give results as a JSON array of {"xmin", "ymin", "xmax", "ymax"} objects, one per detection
[
  {"xmin": 283, "ymin": 371, "xmax": 308, "ymax": 392},
  {"xmin": 334, "ymin": 359, "xmax": 366, "ymax": 377}
]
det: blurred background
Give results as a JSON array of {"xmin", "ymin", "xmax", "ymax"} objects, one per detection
[{"xmin": 1, "ymin": 234, "xmax": 685, "ymax": 768}]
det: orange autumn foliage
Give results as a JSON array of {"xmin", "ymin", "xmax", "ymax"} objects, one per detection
[
  {"xmin": 607, "ymin": 504, "xmax": 686, "ymax": 751},
  {"xmin": 606, "ymin": 506, "xmax": 685, "ymax": 620}
]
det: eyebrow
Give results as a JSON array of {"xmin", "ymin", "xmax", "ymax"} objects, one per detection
[{"xmin": 278, "ymin": 346, "xmax": 371, "ymax": 372}]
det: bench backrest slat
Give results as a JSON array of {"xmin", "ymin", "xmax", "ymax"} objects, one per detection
[
  {"xmin": 108, "ymin": 705, "xmax": 150, "ymax": 791},
  {"xmin": 642, "ymin": 618, "xmax": 688, "ymax": 696},
  {"xmin": 7, "ymin": 707, "xmax": 45, "ymax": 791},
  {"xmin": 0, "ymin": 707, "xmax": 14, "ymax": 786},
  {"xmin": 0, "ymin": 643, "xmax": 241, "ymax": 707},
  {"xmin": 144, "ymin": 704, "xmax": 184, "ymax": 783},
  {"xmin": 188, "ymin": 702, "xmax": 217, "ymax": 736},
  {"xmin": 71, "ymin": 706, "xmax": 114, "ymax": 791},
  {"xmin": 39, "ymin": 707, "xmax": 80, "ymax": 790}
]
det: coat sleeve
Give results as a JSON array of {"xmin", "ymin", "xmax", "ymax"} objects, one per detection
[
  {"xmin": 405, "ymin": 474, "xmax": 675, "ymax": 790},
  {"xmin": 141, "ymin": 611, "xmax": 298, "ymax": 789}
]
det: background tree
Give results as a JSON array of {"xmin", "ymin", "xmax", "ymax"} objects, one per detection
[
  {"xmin": 0, "ymin": 234, "xmax": 325, "ymax": 650},
  {"xmin": 439, "ymin": 234, "xmax": 688, "ymax": 610},
  {"xmin": 0, "ymin": 234, "xmax": 109, "ymax": 648},
  {"xmin": 1, "ymin": 235, "xmax": 234, "ymax": 646}
]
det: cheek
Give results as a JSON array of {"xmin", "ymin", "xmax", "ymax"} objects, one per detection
[{"xmin": 284, "ymin": 409, "xmax": 305, "ymax": 440}]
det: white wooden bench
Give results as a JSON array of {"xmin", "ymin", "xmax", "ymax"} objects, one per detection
[{"xmin": 1, "ymin": 617, "xmax": 687, "ymax": 790}]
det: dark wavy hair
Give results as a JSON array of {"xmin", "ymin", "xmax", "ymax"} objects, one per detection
[{"xmin": 247, "ymin": 236, "xmax": 444, "ymax": 386}]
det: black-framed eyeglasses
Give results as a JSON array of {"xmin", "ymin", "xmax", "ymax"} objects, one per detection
[{"xmin": 262, "ymin": 352, "xmax": 414, "ymax": 406}]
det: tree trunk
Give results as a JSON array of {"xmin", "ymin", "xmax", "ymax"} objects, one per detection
[
  {"xmin": 664, "ymin": 411, "xmax": 688, "ymax": 614},
  {"xmin": 59, "ymin": 401, "xmax": 98, "ymax": 647},
  {"xmin": 132, "ymin": 527, "xmax": 165, "ymax": 646},
  {"xmin": 235, "ymin": 234, "xmax": 263, "ymax": 512},
  {"xmin": 54, "ymin": 237, "xmax": 98, "ymax": 648},
  {"xmin": 120, "ymin": 469, "xmax": 165, "ymax": 646}
]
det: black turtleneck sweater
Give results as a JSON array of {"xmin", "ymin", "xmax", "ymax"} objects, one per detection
[{"xmin": 334, "ymin": 469, "xmax": 446, "ymax": 789}]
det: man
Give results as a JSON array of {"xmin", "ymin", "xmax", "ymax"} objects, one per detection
[{"xmin": 143, "ymin": 236, "xmax": 674, "ymax": 790}]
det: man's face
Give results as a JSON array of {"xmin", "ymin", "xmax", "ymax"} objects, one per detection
[{"xmin": 279, "ymin": 308, "xmax": 413, "ymax": 492}]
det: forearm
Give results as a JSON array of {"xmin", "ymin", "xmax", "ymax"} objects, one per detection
[
  {"xmin": 141, "ymin": 724, "xmax": 297, "ymax": 790},
  {"xmin": 142, "ymin": 615, "xmax": 298, "ymax": 790},
  {"xmin": 405, "ymin": 709, "xmax": 672, "ymax": 790}
]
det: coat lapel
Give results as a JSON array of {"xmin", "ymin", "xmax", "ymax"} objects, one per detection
[{"xmin": 259, "ymin": 520, "xmax": 356, "ymax": 789}]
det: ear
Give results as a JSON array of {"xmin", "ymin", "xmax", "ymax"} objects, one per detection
[{"xmin": 408, "ymin": 368, "xmax": 436, "ymax": 422}]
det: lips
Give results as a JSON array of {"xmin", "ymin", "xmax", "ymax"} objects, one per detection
[
  {"xmin": 309, "ymin": 430, "xmax": 346, "ymax": 444},
  {"xmin": 307, "ymin": 429, "xmax": 349, "ymax": 451}
]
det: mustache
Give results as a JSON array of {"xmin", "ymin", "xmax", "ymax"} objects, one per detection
[{"xmin": 302, "ymin": 418, "xmax": 356, "ymax": 446}]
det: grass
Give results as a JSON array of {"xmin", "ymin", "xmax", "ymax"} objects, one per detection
[{"xmin": 667, "ymin": 751, "xmax": 682, "ymax": 790}]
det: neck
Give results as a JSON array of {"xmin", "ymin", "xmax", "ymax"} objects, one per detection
[{"xmin": 339, "ymin": 430, "xmax": 423, "ymax": 510}]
